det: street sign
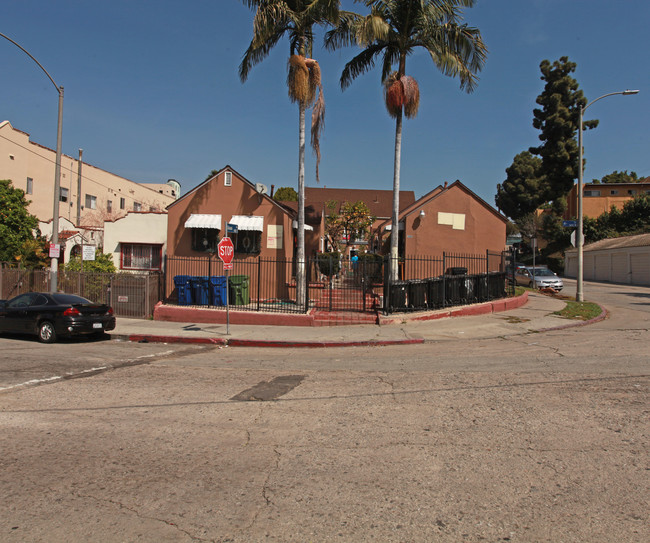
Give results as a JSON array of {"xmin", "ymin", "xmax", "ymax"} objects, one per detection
[
  {"xmin": 49, "ymin": 243, "xmax": 60, "ymax": 258},
  {"xmin": 226, "ymin": 223, "xmax": 238, "ymax": 234},
  {"xmin": 562, "ymin": 220, "xmax": 577, "ymax": 228},
  {"xmin": 218, "ymin": 237, "xmax": 235, "ymax": 265},
  {"xmin": 82, "ymin": 245, "xmax": 96, "ymax": 261}
]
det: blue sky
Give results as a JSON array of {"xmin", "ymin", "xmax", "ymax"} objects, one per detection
[{"xmin": 2, "ymin": 0, "xmax": 648, "ymax": 209}]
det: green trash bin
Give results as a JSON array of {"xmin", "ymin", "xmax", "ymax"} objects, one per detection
[{"xmin": 229, "ymin": 275, "xmax": 250, "ymax": 305}]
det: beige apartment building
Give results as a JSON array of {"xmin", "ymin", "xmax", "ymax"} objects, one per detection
[{"xmin": 0, "ymin": 120, "xmax": 179, "ymax": 229}]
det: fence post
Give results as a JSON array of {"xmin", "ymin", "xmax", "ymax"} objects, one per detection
[
  {"xmin": 257, "ymin": 257, "xmax": 261, "ymax": 312},
  {"xmin": 145, "ymin": 273, "xmax": 150, "ymax": 318}
]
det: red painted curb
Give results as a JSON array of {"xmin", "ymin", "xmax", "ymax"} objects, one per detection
[
  {"xmin": 128, "ymin": 334, "xmax": 227, "ymax": 345},
  {"xmin": 227, "ymin": 338, "xmax": 425, "ymax": 348}
]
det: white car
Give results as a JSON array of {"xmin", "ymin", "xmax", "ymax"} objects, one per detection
[{"xmin": 514, "ymin": 267, "xmax": 564, "ymax": 291}]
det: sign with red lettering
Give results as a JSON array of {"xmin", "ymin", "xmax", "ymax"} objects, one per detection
[{"xmin": 218, "ymin": 237, "xmax": 234, "ymax": 266}]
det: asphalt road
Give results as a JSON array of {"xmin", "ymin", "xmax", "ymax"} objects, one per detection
[{"xmin": 0, "ymin": 280, "xmax": 648, "ymax": 542}]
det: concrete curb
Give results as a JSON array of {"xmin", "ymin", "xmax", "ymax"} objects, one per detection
[
  {"xmin": 378, "ymin": 291, "xmax": 529, "ymax": 325},
  {"xmin": 536, "ymin": 302, "xmax": 609, "ymax": 332},
  {"xmin": 114, "ymin": 334, "xmax": 424, "ymax": 348}
]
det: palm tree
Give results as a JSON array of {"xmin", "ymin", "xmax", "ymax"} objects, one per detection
[
  {"xmin": 325, "ymin": 0, "xmax": 487, "ymax": 280},
  {"xmin": 239, "ymin": 0, "xmax": 341, "ymax": 308}
]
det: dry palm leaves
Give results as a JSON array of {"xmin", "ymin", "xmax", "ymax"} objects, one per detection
[
  {"xmin": 288, "ymin": 55, "xmax": 326, "ymax": 181},
  {"xmin": 384, "ymin": 72, "xmax": 420, "ymax": 119}
]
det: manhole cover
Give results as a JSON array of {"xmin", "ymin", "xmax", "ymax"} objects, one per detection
[{"xmin": 230, "ymin": 375, "xmax": 306, "ymax": 401}]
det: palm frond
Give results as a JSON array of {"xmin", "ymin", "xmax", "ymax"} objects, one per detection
[
  {"xmin": 340, "ymin": 43, "xmax": 385, "ymax": 89},
  {"xmin": 239, "ymin": 30, "xmax": 285, "ymax": 82},
  {"xmin": 311, "ymin": 79, "xmax": 325, "ymax": 181}
]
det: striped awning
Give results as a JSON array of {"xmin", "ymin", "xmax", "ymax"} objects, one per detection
[
  {"xmin": 229, "ymin": 215, "xmax": 264, "ymax": 231},
  {"xmin": 292, "ymin": 220, "xmax": 314, "ymax": 231},
  {"xmin": 383, "ymin": 222, "xmax": 405, "ymax": 232},
  {"xmin": 184, "ymin": 214, "xmax": 222, "ymax": 229}
]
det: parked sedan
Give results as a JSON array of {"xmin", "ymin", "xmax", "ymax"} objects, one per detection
[
  {"xmin": 514, "ymin": 267, "xmax": 564, "ymax": 291},
  {"xmin": 0, "ymin": 292, "xmax": 115, "ymax": 343}
]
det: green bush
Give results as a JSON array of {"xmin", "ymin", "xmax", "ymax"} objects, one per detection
[
  {"xmin": 357, "ymin": 252, "xmax": 384, "ymax": 282},
  {"xmin": 316, "ymin": 252, "xmax": 341, "ymax": 277}
]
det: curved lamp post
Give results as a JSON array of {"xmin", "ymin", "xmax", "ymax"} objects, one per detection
[
  {"xmin": 577, "ymin": 89, "xmax": 639, "ymax": 302},
  {"xmin": 1, "ymin": 32, "xmax": 64, "ymax": 293}
]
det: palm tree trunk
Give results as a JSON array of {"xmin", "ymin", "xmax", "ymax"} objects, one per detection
[
  {"xmin": 296, "ymin": 100, "xmax": 307, "ymax": 309},
  {"xmin": 390, "ymin": 109, "xmax": 403, "ymax": 282}
]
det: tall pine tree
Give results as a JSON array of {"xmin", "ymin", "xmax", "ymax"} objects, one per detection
[
  {"xmin": 529, "ymin": 56, "xmax": 598, "ymax": 205},
  {"xmin": 495, "ymin": 57, "xmax": 597, "ymax": 221}
]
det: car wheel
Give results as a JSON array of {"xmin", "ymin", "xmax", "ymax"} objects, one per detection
[{"xmin": 38, "ymin": 321, "xmax": 57, "ymax": 343}]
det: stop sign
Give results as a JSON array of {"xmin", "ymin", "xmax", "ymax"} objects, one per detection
[{"xmin": 217, "ymin": 237, "xmax": 234, "ymax": 264}]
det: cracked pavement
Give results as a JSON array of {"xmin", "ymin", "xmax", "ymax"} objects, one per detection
[{"xmin": 1, "ymin": 281, "xmax": 648, "ymax": 542}]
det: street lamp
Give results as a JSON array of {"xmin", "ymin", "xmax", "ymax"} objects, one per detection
[
  {"xmin": 1, "ymin": 32, "xmax": 64, "ymax": 293},
  {"xmin": 576, "ymin": 89, "xmax": 639, "ymax": 302}
]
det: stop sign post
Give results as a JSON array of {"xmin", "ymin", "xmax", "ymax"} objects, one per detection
[
  {"xmin": 218, "ymin": 237, "xmax": 234, "ymax": 269},
  {"xmin": 217, "ymin": 236, "xmax": 234, "ymax": 335}
]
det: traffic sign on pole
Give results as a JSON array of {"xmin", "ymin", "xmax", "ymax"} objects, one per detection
[{"xmin": 217, "ymin": 237, "xmax": 234, "ymax": 265}]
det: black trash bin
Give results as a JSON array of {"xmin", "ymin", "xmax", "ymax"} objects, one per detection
[
  {"xmin": 389, "ymin": 281, "xmax": 408, "ymax": 311},
  {"xmin": 426, "ymin": 277, "xmax": 444, "ymax": 309},
  {"xmin": 445, "ymin": 266, "xmax": 468, "ymax": 276},
  {"xmin": 445, "ymin": 274, "xmax": 467, "ymax": 306},
  {"xmin": 474, "ymin": 274, "xmax": 489, "ymax": 302},
  {"xmin": 408, "ymin": 279, "xmax": 427, "ymax": 309}
]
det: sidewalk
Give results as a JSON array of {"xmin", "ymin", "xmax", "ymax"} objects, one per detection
[{"xmin": 111, "ymin": 292, "xmax": 607, "ymax": 347}]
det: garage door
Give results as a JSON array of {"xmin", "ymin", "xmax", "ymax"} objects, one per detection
[
  {"xmin": 583, "ymin": 254, "xmax": 595, "ymax": 281},
  {"xmin": 611, "ymin": 253, "xmax": 629, "ymax": 284},
  {"xmin": 630, "ymin": 252, "xmax": 650, "ymax": 285},
  {"xmin": 594, "ymin": 254, "xmax": 610, "ymax": 281}
]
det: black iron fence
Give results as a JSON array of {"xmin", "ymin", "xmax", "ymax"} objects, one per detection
[{"xmin": 164, "ymin": 250, "xmax": 516, "ymax": 315}]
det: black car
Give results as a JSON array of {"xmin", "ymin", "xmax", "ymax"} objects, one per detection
[{"xmin": 0, "ymin": 292, "xmax": 116, "ymax": 343}]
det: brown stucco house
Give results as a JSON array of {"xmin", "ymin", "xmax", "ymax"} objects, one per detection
[
  {"xmin": 374, "ymin": 180, "xmax": 507, "ymax": 260},
  {"xmin": 166, "ymin": 166, "xmax": 315, "ymax": 260}
]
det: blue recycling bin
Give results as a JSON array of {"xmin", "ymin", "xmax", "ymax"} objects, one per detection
[
  {"xmin": 210, "ymin": 276, "xmax": 228, "ymax": 306},
  {"xmin": 190, "ymin": 276, "xmax": 210, "ymax": 306},
  {"xmin": 174, "ymin": 275, "xmax": 193, "ymax": 306}
]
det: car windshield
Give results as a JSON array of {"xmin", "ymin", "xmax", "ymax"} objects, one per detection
[
  {"xmin": 530, "ymin": 269, "xmax": 555, "ymax": 277},
  {"xmin": 51, "ymin": 293, "xmax": 93, "ymax": 305}
]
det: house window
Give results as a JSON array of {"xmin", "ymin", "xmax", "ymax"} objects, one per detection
[
  {"xmin": 133, "ymin": 202, "xmax": 142, "ymax": 211},
  {"xmin": 85, "ymin": 194, "xmax": 97, "ymax": 209},
  {"xmin": 610, "ymin": 190, "xmax": 618, "ymax": 195},
  {"xmin": 191, "ymin": 228, "xmax": 220, "ymax": 252},
  {"xmin": 224, "ymin": 171, "xmax": 232, "ymax": 187},
  {"xmin": 60, "ymin": 187, "xmax": 69, "ymax": 202},
  {"xmin": 121, "ymin": 243, "xmax": 162, "ymax": 271},
  {"xmin": 628, "ymin": 189, "xmax": 637, "ymax": 196},
  {"xmin": 107, "ymin": 200, "xmax": 113, "ymax": 213},
  {"xmin": 26, "ymin": 177, "xmax": 33, "ymax": 195},
  {"xmin": 235, "ymin": 230, "xmax": 261, "ymax": 254},
  {"xmin": 120, "ymin": 197, "xmax": 125, "ymax": 210},
  {"xmin": 583, "ymin": 190, "xmax": 601, "ymax": 197}
]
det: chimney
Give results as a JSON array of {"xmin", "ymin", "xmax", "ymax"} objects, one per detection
[
  {"xmin": 443, "ymin": 181, "xmax": 448, "ymax": 189},
  {"xmin": 270, "ymin": 184, "xmax": 275, "ymax": 198}
]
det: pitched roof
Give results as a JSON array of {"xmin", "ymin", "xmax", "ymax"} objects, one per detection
[
  {"xmin": 566, "ymin": 232, "xmax": 650, "ymax": 253},
  {"xmin": 376, "ymin": 180, "xmax": 506, "ymax": 229},
  {"xmin": 305, "ymin": 187, "xmax": 416, "ymax": 218},
  {"xmin": 166, "ymin": 165, "xmax": 294, "ymax": 218}
]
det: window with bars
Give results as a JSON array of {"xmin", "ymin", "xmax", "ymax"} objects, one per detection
[{"xmin": 120, "ymin": 244, "xmax": 162, "ymax": 270}]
